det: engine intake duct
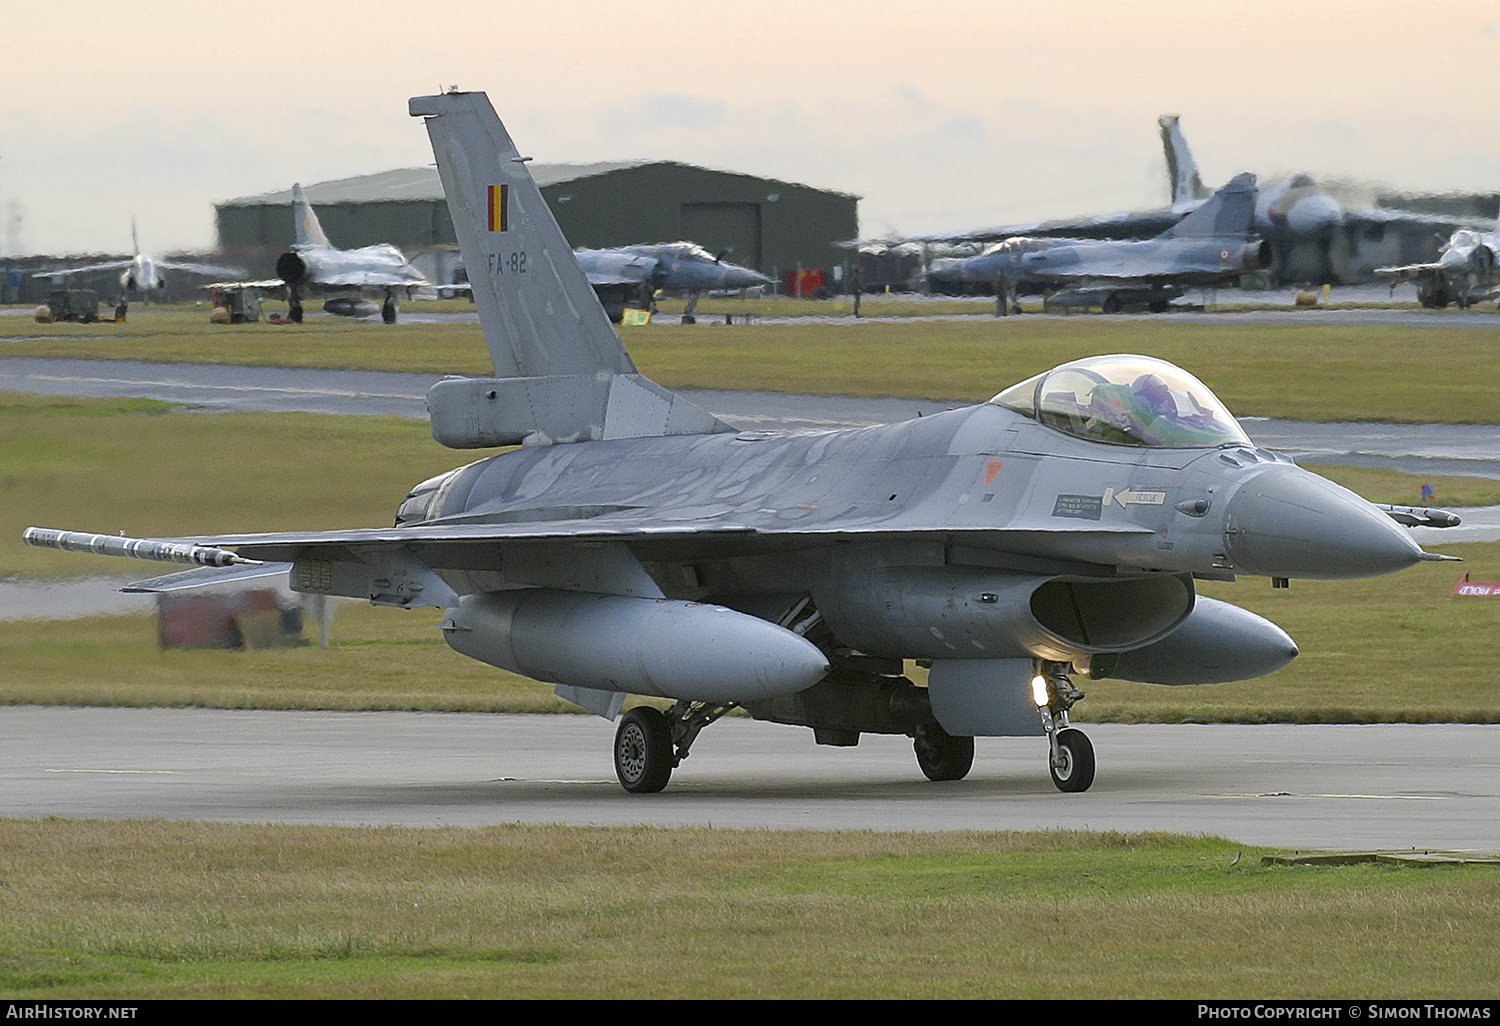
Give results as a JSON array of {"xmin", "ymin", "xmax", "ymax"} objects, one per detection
[{"xmin": 814, "ymin": 568, "xmax": 1194, "ymax": 663}]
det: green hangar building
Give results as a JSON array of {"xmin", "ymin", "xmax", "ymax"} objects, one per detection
[{"xmin": 215, "ymin": 163, "xmax": 859, "ymax": 292}]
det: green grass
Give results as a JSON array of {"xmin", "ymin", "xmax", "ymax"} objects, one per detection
[
  {"xmin": 7, "ymin": 306, "xmax": 1500, "ymax": 422},
  {"xmin": 0, "ymin": 821, "xmax": 1495, "ymax": 999}
]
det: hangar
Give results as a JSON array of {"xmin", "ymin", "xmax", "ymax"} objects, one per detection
[{"xmin": 215, "ymin": 163, "xmax": 859, "ymax": 291}]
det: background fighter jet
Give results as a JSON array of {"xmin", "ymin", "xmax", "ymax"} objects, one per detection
[
  {"xmin": 855, "ymin": 114, "xmax": 1482, "ymax": 288},
  {"xmin": 1375, "ymin": 213, "xmax": 1500, "ymax": 309},
  {"xmin": 574, "ymin": 241, "xmax": 771, "ymax": 323},
  {"xmin": 33, "ymin": 218, "xmax": 243, "ymax": 303},
  {"xmin": 926, "ymin": 172, "xmax": 1268, "ymax": 312},
  {"xmin": 214, "ymin": 184, "xmax": 436, "ymax": 323},
  {"xmin": 24, "ymin": 91, "xmax": 1460, "ymax": 797}
]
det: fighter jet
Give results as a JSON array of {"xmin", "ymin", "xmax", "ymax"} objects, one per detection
[
  {"xmin": 24, "ymin": 91, "xmax": 1462, "ymax": 796},
  {"xmin": 574, "ymin": 241, "xmax": 771, "ymax": 323},
  {"xmin": 215, "ymin": 184, "xmax": 436, "ymax": 323},
  {"xmin": 926, "ymin": 172, "xmax": 1269, "ymax": 312},
  {"xmin": 1374, "ymin": 214, "xmax": 1500, "ymax": 308},
  {"xmin": 32, "ymin": 219, "xmax": 243, "ymax": 303},
  {"xmin": 856, "ymin": 114, "xmax": 1481, "ymax": 288}
]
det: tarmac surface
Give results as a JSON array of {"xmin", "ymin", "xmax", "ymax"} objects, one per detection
[{"xmin": 2, "ymin": 707, "xmax": 1496, "ymax": 851}]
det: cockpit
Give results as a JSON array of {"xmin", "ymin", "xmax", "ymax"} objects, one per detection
[{"xmin": 989, "ymin": 355, "xmax": 1251, "ymax": 448}]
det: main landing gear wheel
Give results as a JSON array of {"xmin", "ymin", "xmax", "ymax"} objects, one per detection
[
  {"xmin": 913, "ymin": 722, "xmax": 974, "ymax": 782},
  {"xmin": 382, "ymin": 296, "xmax": 398, "ymax": 324},
  {"xmin": 1049, "ymin": 727, "xmax": 1095, "ymax": 793},
  {"xmin": 614, "ymin": 707, "xmax": 675, "ymax": 793}
]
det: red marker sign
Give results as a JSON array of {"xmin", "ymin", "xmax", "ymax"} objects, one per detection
[{"xmin": 1452, "ymin": 574, "xmax": 1500, "ymax": 597}]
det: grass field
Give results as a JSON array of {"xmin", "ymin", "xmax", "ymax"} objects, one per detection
[
  {"xmin": 7, "ymin": 305, "xmax": 1500, "ymax": 422},
  {"xmin": 0, "ymin": 821, "xmax": 1496, "ymax": 999}
]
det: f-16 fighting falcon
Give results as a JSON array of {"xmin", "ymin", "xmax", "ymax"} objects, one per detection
[
  {"xmin": 25, "ymin": 91, "xmax": 1461, "ymax": 795},
  {"xmin": 1376, "ymin": 213, "xmax": 1500, "ymax": 309}
]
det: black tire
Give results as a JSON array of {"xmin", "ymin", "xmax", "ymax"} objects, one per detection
[
  {"xmin": 614, "ymin": 707, "xmax": 674, "ymax": 793},
  {"xmin": 382, "ymin": 299, "xmax": 398, "ymax": 324},
  {"xmin": 1049, "ymin": 727, "xmax": 1095, "ymax": 793},
  {"xmin": 1101, "ymin": 294, "xmax": 1122, "ymax": 314},
  {"xmin": 913, "ymin": 722, "xmax": 975, "ymax": 782},
  {"xmin": 289, "ymin": 302, "xmax": 303, "ymax": 324}
]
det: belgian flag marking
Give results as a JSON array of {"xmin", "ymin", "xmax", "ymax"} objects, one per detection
[{"xmin": 487, "ymin": 184, "xmax": 508, "ymax": 232}]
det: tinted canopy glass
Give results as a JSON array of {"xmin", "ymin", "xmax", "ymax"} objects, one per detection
[{"xmin": 990, "ymin": 355, "xmax": 1250, "ymax": 448}]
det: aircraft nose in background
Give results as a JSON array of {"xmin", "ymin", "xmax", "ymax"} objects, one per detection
[
  {"xmin": 723, "ymin": 264, "xmax": 771, "ymax": 289},
  {"xmin": 1222, "ymin": 467, "xmax": 1427, "ymax": 579}
]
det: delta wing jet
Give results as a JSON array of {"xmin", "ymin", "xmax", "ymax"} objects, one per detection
[
  {"xmin": 25, "ymin": 92, "xmax": 1461, "ymax": 795},
  {"xmin": 1375, "ymin": 214, "xmax": 1500, "ymax": 308},
  {"xmin": 927, "ymin": 173, "xmax": 1269, "ymax": 312},
  {"xmin": 575, "ymin": 241, "xmax": 771, "ymax": 323},
  {"xmin": 34, "ymin": 219, "xmax": 243, "ymax": 303},
  {"xmin": 213, "ymin": 184, "xmax": 436, "ymax": 323}
]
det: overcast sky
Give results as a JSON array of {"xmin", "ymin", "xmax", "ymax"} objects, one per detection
[{"xmin": 4, "ymin": 0, "xmax": 1498, "ymax": 256}]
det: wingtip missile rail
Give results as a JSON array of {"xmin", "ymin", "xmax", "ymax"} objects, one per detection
[{"xmin": 22, "ymin": 528, "xmax": 261, "ymax": 568}]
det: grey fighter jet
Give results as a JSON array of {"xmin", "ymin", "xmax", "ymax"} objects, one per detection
[
  {"xmin": 574, "ymin": 241, "xmax": 771, "ymax": 323},
  {"xmin": 927, "ymin": 173, "xmax": 1269, "ymax": 312},
  {"xmin": 213, "ymin": 184, "xmax": 436, "ymax": 323},
  {"xmin": 24, "ymin": 91, "xmax": 1462, "ymax": 796},
  {"xmin": 1375, "ymin": 213, "xmax": 1500, "ymax": 308}
]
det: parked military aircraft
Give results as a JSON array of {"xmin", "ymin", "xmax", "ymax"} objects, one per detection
[
  {"xmin": 24, "ymin": 91, "xmax": 1461, "ymax": 796},
  {"xmin": 213, "ymin": 184, "xmax": 436, "ymax": 323},
  {"xmin": 33, "ymin": 219, "xmax": 243, "ymax": 302},
  {"xmin": 1375, "ymin": 214, "xmax": 1500, "ymax": 308},
  {"xmin": 854, "ymin": 114, "xmax": 1479, "ymax": 288},
  {"xmin": 926, "ymin": 172, "xmax": 1268, "ymax": 312},
  {"xmin": 575, "ymin": 242, "xmax": 770, "ymax": 323}
]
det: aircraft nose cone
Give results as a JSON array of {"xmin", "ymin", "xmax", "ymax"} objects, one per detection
[
  {"xmin": 724, "ymin": 266, "xmax": 770, "ymax": 289},
  {"xmin": 1223, "ymin": 467, "xmax": 1425, "ymax": 579}
]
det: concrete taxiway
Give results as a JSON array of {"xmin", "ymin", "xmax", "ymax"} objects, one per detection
[{"xmin": 2, "ymin": 707, "xmax": 1496, "ymax": 851}]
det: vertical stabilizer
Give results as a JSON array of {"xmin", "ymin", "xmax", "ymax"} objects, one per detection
[
  {"xmin": 1162, "ymin": 172, "xmax": 1257, "ymax": 240},
  {"xmin": 409, "ymin": 91, "xmax": 729, "ymax": 448},
  {"xmin": 409, "ymin": 91, "xmax": 635, "ymax": 379},
  {"xmin": 291, "ymin": 184, "xmax": 332, "ymax": 249},
  {"xmin": 1159, "ymin": 115, "xmax": 1209, "ymax": 206}
]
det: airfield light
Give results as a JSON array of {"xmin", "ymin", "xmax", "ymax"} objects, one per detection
[{"xmin": 1031, "ymin": 675, "xmax": 1050, "ymax": 707}]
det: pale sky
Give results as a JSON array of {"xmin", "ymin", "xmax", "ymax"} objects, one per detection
[{"xmin": 3, "ymin": 0, "xmax": 1499, "ymax": 256}]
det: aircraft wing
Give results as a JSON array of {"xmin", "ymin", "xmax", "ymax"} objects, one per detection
[
  {"xmin": 848, "ymin": 208, "xmax": 1186, "ymax": 251},
  {"xmin": 312, "ymin": 271, "xmax": 432, "ymax": 287},
  {"xmin": 157, "ymin": 261, "xmax": 247, "ymax": 278},
  {"xmin": 1372, "ymin": 261, "xmax": 1440, "ymax": 279},
  {"xmin": 32, "ymin": 260, "xmax": 134, "ymax": 277}
]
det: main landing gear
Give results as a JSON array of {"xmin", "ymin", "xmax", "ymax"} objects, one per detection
[
  {"xmin": 612, "ymin": 700, "xmax": 735, "ymax": 793},
  {"xmin": 1034, "ymin": 661, "xmax": 1095, "ymax": 792}
]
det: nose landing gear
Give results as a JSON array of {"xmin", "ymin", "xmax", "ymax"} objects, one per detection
[{"xmin": 1034, "ymin": 661, "xmax": 1095, "ymax": 792}]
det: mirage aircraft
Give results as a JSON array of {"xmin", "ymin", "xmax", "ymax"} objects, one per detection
[
  {"xmin": 214, "ymin": 183, "xmax": 436, "ymax": 323},
  {"xmin": 926, "ymin": 172, "xmax": 1269, "ymax": 312},
  {"xmin": 574, "ymin": 242, "xmax": 770, "ymax": 323},
  {"xmin": 34, "ymin": 218, "xmax": 243, "ymax": 303},
  {"xmin": 25, "ymin": 91, "xmax": 1461, "ymax": 796}
]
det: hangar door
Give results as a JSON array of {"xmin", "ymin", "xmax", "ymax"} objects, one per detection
[{"xmin": 680, "ymin": 202, "xmax": 762, "ymax": 271}]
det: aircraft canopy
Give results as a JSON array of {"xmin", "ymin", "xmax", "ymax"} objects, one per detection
[{"xmin": 990, "ymin": 355, "xmax": 1251, "ymax": 449}]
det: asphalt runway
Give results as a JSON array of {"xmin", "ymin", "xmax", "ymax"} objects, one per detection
[{"xmin": 3, "ymin": 707, "xmax": 1496, "ymax": 851}]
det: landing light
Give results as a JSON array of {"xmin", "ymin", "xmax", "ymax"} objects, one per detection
[{"xmin": 1031, "ymin": 675, "xmax": 1050, "ymax": 707}]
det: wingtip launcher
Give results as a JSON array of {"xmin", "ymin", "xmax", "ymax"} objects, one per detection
[{"xmin": 22, "ymin": 528, "xmax": 261, "ymax": 568}]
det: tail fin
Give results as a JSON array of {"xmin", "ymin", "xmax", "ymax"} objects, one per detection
[
  {"xmin": 292, "ymin": 184, "xmax": 332, "ymax": 249},
  {"xmin": 409, "ymin": 90, "xmax": 729, "ymax": 447},
  {"xmin": 1158, "ymin": 115, "xmax": 1208, "ymax": 206},
  {"xmin": 131, "ymin": 216, "xmax": 140, "ymax": 256},
  {"xmin": 1161, "ymin": 172, "xmax": 1257, "ymax": 240}
]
